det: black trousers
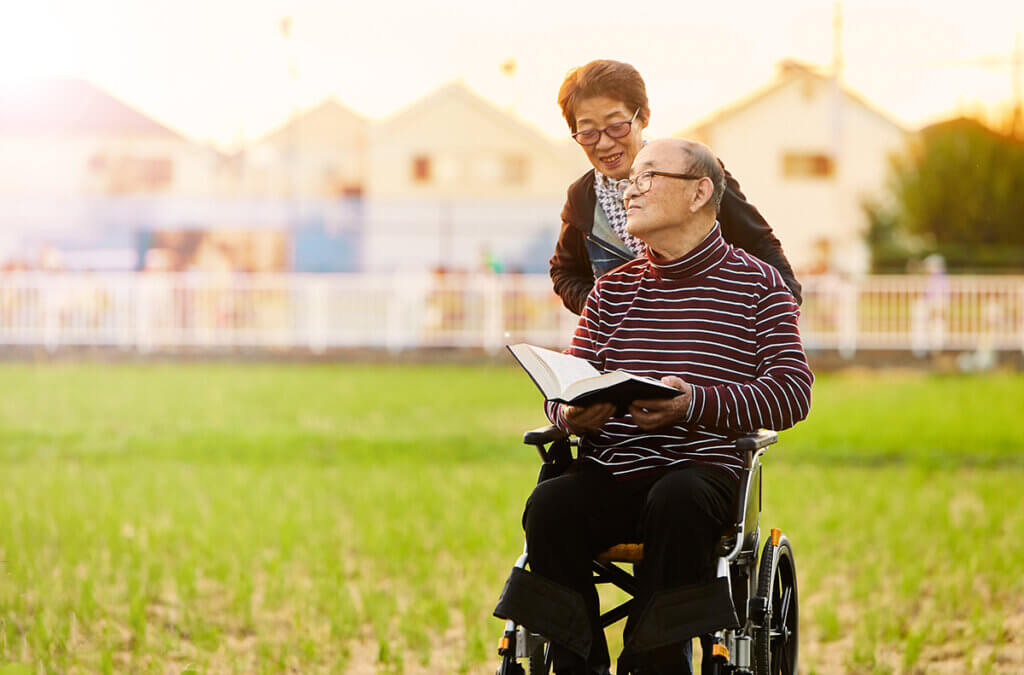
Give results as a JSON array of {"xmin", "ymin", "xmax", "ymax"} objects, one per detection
[{"xmin": 523, "ymin": 459, "xmax": 737, "ymax": 675}]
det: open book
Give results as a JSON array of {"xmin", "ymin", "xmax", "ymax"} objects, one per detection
[{"xmin": 507, "ymin": 343, "xmax": 681, "ymax": 416}]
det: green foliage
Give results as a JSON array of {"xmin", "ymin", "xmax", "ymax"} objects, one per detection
[
  {"xmin": 0, "ymin": 363, "xmax": 1021, "ymax": 673},
  {"xmin": 781, "ymin": 371, "xmax": 1024, "ymax": 466},
  {"xmin": 867, "ymin": 118, "xmax": 1024, "ymax": 272},
  {"xmin": 862, "ymin": 196, "xmax": 919, "ymax": 273}
]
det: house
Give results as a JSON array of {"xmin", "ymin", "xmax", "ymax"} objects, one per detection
[
  {"xmin": 678, "ymin": 61, "xmax": 909, "ymax": 276},
  {"xmin": 362, "ymin": 80, "xmax": 588, "ymax": 273},
  {"xmin": 0, "ymin": 78, "xmax": 220, "ymax": 199},
  {"xmin": 0, "ymin": 78, "xmax": 222, "ymax": 268},
  {"xmin": 238, "ymin": 98, "xmax": 368, "ymax": 198},
  {"xmin": 224, "ymin": 98, "xmax": 370, "ymax": 272}
]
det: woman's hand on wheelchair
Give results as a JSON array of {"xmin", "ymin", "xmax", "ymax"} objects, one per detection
[
  {"xmin": 561, "ymin": 401, "xmax": 616, "ymax": 435},
  {"xmin": 629, "ymin": 376, "xmax": 693, "ymax": 431}
]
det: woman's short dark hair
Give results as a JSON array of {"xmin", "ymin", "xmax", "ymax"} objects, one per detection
[{"xmin": 558, "ymin": 60, "xmax": 650, "ymax": 133}]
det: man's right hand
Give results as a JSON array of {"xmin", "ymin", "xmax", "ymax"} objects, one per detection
[{"xmin": 560, "ymin": 401, "xmax": 616, "ymax": 435}]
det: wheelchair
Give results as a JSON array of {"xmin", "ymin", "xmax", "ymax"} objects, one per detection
[{"xmin": 494, "ymin": 425, "xmax": 797, "ymax": 675}]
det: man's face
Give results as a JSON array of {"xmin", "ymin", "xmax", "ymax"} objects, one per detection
[{"xmin": 623, "ymin": 142, "xmax": 693, "ymax": 242}]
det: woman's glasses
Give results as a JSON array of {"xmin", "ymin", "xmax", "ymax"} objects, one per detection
[{"xmin": 572, "ymin": 109, "xmax": 639, "ymax": 146}]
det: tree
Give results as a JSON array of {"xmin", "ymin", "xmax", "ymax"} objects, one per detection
[{"xmin": 865, "ymin": 117, "xmax": 1024, "ymax": 272}]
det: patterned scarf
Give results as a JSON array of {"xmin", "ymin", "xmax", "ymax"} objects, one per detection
[{"xmin": 593, "ymin": 170, "xmax": 646, "ymax": 258}]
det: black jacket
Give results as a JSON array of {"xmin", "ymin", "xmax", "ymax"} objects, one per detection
[{"xmin": 549, "ymin": 165, "xmax": 802, "ymax": 314}]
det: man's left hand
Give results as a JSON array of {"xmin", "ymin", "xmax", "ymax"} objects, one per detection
[{"xmin": 629, "ymin": 376, "xmax": 692, "ymax": 431}]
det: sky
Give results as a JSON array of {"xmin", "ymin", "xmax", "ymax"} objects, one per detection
[{"xmin": 2, "ymin": 0, "xmax": 1022, "ymax": 149}]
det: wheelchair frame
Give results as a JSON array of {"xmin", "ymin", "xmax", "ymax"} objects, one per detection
[{"xmin": 495, "ymin": 426, "xmax": 798, "ymax": 675}]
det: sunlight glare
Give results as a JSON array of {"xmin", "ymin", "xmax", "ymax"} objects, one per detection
[{"xmin": 0, "ymin": 4, "xmax": 81, "ymax": 83}]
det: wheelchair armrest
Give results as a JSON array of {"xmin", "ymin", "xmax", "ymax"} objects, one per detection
[
  {"xmin": 734, "ymin": 429, "xmax": 778, "ymax": 452},
  {"xmin": 523, "ymin": 425, "xmax": 570, "ymax": 447}
]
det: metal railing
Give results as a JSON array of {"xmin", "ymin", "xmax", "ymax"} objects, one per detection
[{"xmin": 1, "ymin": 272, "xmax": 1022, "ymax": 355}]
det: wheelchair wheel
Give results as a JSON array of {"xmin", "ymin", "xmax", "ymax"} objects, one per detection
[
  {"xmin": 528, "ymin": 642, "xmax": 551, "ymax": 675},
  {"xmin": 753, "ymin": 535, "xmax": 798, "ymax": 675}
]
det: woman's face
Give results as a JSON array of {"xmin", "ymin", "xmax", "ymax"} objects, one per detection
[{"xmin": 574, "ymin": 95, "xmax": 646, "ymax": 181}]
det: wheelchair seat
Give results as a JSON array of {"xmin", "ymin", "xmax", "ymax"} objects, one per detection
[
  {"xmin": 596, "ymin": 529, "xmax": 747, "ymax": 565},
  {"xmin": 596, "ymin": 543, "xmax": 644, "ymax": 564}
]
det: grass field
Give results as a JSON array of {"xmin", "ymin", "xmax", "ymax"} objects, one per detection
[{"xmin": 1, "ymin": 363, "xmax": 1022, "ymax": 674}]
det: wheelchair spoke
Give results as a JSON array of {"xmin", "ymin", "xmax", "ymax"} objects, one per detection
[
  {"xmin": 778, "ymin": 586, "xmax": 792, "ymax": 640},
  {"xmin": 779, "ymin": 644, "xmax": 793, "ymax": 674}
]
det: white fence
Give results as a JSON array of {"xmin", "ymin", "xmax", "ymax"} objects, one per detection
[{"xmin": 1, "ymin": 273, "xmax": 1022, "ymax": 355}]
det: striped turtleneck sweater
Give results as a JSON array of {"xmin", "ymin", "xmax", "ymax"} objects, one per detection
[{"xmin": 545, "ymin": 222, "xmax": 813, "ymax": 481}]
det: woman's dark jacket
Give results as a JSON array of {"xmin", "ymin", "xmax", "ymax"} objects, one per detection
[{"xmin": 549, "ymin": 164, "xmax": 802, "ymax": 315}]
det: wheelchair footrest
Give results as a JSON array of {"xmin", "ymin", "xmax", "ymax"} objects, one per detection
[
  {"xmin": 623, "ymin": 578, "xmax": 740, "ymax": 657},
  {"xmin": 493, "ymin": 567, "xmax": 592, "ymax": 659}
]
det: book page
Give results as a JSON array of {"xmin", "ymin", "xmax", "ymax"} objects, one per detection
[
  {"xmin": 529, "ymin": 347, "xmax": 600, "ymax": 393},
  {"xmin": 562, "ymin": 370, "xmax": 628, "ymax": 401}
]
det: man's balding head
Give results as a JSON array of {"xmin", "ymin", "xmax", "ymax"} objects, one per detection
[
  {"xmin": 643, "ymin": 138, "xmax": 726, "ymax": 214},
  {"xmin": 678, "ymin": 140, "xmax": 726, "ymax": 213}
]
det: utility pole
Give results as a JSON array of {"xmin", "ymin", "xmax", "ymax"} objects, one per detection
[
  {"xmin": 831, "ymin": 1, "xmax": 843, "ymax": 158},
  {"xmin": 830, "ymin": 1, "xmax": 847, "ymax": 276},
  {"xmin": 1012, "ymin": 31, "xmax": 1022, "ymax": 136},
  {"xmin": 500, "ymin": 58, "xmax": 520, "ymax": 116},
  {"xmin": 280, "ymin": 15, "xmax": 300, "ymax": 242}
]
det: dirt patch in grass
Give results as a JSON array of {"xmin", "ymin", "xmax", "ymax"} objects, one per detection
[
  {"xmin": 336, "ymin": 601, "xmax": 1024, "ymax": 674},
  {"xmin": 799, "ymin": 587, "xmax": 1024, "ymax": 674}
]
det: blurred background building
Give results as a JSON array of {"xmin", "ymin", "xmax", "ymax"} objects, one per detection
[
  {"xmin": 0, "ymin": 78, "xmax": 588, "ymax": 277},
  {"xmin": 363, "ymin": 81, "xmax": 585, "ymax": 274},
  {"xmin": 0, "ymin": 79, "xmax": 223, "ymax": 271},
  {"xmin": 0, "ymin": 26, "xmax": 1022, "ymax": 358},
  {"xmin": 682, "ymin": 61, "xmax": 908, "ymax": 278}
]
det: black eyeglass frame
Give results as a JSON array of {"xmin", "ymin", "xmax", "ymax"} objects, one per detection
[
  {"xmin": 615, "ymin": 170, "xmax": 706, "ymax": 196},
  {"xmin": 571, "ymin": 108, "xmax": 640, "ymax": 146}
]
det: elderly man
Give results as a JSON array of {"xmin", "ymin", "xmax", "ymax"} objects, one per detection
[{"xmin": 520, "ymin": 139, "xmax": 813, "ymax": 675}]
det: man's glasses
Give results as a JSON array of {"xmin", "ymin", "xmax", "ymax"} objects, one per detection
[
  {"xmin": 572, "ymin": 109, "xmax": 640, "ymax": 146},
  {"xmin": 615, "ymin": 170, "xmax": 705, "ymax": 197}
]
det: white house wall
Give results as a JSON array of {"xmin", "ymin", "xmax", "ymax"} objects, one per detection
[
  {"xmin": 362, "ymin": 198, "xmax": 564, "ymax": 273},
  {"xmin": 0, "ymin": 136, "xmax": 220, "ymax": 198},
  {"xmin": 367, "ymin": 85, "xmax": 586, "ymax": 201},
  {"xmin": 362, "ymin": 83, "xmax": 587, "ymax": 273},
  {"xmin": 695, "ymin": 75, "xmax": 907, "ymax": 276},
  {"xmin": 241, "ymin": 100, "xmax": 368, "ymax": 198}
]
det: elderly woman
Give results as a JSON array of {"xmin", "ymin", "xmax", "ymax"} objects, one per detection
[{"xmin": 550, "ymin": 59, "xmax": 801, "ymax": 314}]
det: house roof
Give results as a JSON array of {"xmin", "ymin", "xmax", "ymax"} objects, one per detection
[
  {"xmin": 259, "ymin": 97, "xmax": 367, "ymax": 147},
  {"xmin": 377, "ymin": 80, "xmax": 562, "ymax": 155},
  {"xmin": 0, "ymin": 78, "xmax": 186, "ymax": 139},
  {"xmin": 679, "ymin": 60, "xmax": 908, "ymax": 138}
]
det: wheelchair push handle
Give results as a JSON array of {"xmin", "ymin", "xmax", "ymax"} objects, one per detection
[{"xmin": 522, "ymin": 425, "xmax": 569, "ymax": 447}]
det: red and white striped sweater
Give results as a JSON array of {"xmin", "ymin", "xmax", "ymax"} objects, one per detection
[{"xmin": 545, "ymin": 223, "xmax": 813, "ymax": 480}]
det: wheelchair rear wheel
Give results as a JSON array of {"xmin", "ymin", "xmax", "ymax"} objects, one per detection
[{"xmin": 753, "ymin": 536, "xmax": 798, "ymax": 675}]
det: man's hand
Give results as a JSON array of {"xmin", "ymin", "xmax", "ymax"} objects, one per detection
[
  {"xmin": 629, "ymin": 376, "xmax": 692, "ymax": 431},
  {"xmin": 561, "ymin": 401, "xmax": 616, "ymax": 435}
]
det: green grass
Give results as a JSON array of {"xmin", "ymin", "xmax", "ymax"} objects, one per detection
[{"xmin": 0, "ymin": 363, "xmax": 1022, "ymax": 673}]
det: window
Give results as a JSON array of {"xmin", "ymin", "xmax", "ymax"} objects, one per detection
[
  {"xmin": 782, "ymin": 152, "xmax": 835, "ymax": 179},
  {"xmin": 503, "ymin": 155, "xmax": 528, "ymax": 185},
  {"xmin": 411, "ymin": 155, "xmax": 432, "ymax": 183},
  {"xmin": 89, "ymin": 154, "xmax": 174, "ymax": 194}
]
